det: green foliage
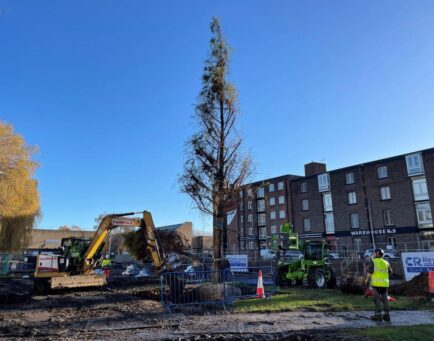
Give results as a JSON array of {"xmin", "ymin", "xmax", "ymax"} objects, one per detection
[{"xmin": 0, "ymin": 122, "xmax": 40, "ymax": 252}]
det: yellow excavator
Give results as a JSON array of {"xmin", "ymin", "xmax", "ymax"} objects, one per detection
[{"xmin": 34, "ymin": 211, "xmax": 167, "ymax": 292}]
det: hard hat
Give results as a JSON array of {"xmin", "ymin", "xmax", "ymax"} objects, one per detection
[
  {"xmin": 374, "ymin": 248, "xmax": 384, "ymax": 257},
  {"xmin": 105, "ymin": 255, "xmax": 110, "ymax": 259}
]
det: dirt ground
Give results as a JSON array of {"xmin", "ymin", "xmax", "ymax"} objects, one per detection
[{"xmin": 1, "ymin": 282, "xmax": 434, "ymax": 340}]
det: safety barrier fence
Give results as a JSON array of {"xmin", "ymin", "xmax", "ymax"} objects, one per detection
[
  {"xmin": 159, "ymin": 266, "xmax": 276, "ymax": 312},
  {"xmin": 160, "ymin": 269, "xmax": 234, "ymax": 312}
]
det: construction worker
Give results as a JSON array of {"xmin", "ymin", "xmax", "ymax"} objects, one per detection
[
  {"xmin": 101, "ymin": 255, "xmax": 112, "ymax": 279},
  {"xmin": 365, "ymin": 248, "xmax": 393, "ymax": 321}
]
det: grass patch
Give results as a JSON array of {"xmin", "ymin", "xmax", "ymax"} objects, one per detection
[
  {"xmin": 234, "ymin": 288, "xmax": 434, "ymax": 313},
  {"xmin": 348, "ymin": 324, "xmax": 434, "ymax": 341}
]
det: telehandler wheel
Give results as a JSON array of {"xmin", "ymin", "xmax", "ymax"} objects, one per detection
[
  {"xmin": 276, "ymin": 267, "xmax": 290, "ymax": 287},
  {"xmin": 327, "ymin": 268, "xmax": 337, "ymax": 288},
  {"xmin": 307, "ymin": 268, "xmax": 326, "ymax": 289}
]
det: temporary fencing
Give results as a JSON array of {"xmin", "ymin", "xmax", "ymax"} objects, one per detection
[
  {"xmin": 160, "ymin": 269, "xmax": 234, "ymax": 312},
  {"xmin": 159, "ymin": 265, "xmax": 277, "ymax": 312}
]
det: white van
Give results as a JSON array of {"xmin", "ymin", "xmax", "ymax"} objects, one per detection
[{"xmin": 260, "ymin": 249, "xmax": 276, "ymax": 259}]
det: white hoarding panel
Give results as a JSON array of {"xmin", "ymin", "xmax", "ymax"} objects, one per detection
[{"xmin": 401, "ymin": 251, "xmax": 434, "ymax": 281}]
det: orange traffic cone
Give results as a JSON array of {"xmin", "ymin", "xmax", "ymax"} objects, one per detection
[{"xmin": 256, "ymin": 270, "xmax": 265, "ymax": 298}]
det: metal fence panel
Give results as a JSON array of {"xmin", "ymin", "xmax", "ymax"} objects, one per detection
[{"xmin": 160, "ymin": 269, "xmax": 234, "ymax": 312}]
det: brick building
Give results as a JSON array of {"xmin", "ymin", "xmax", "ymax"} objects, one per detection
[{"xmin": 224, "ymin": 147, "xmax": 434, "ymax": 254}]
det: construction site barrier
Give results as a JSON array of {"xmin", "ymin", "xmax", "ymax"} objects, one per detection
[
  {"xmin": 225, "ymin": 266, "xmax": 277, "ymax": 299},
  {"xmin": 160, "ymin": 269, "xmax": 234, "ymax": 312}
]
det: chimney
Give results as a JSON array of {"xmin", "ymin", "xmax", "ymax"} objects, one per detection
[{"xmin": 304, "ymin": 162, "xmax": 327, "ymax": 176}]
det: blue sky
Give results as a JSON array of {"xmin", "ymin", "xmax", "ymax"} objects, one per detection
[{"xmin": 1, "ymin": 1, "xmax": 434, "ymax": 234}]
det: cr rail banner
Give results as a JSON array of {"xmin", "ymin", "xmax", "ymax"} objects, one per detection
[
  {"xmin": 401, "ymin": 251, "xmax": 434, "ymax": 281},
  {"xmin": 226, "ymin": 254, "xmax": 248, "ymax": 272}
]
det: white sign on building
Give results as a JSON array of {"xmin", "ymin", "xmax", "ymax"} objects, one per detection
[
  {"xmin": 401, "ymin": 251, "xmax": 434, "ymax": 281},
  {"xmin": 226, "ymin": 254, "xmax": 248, "ymax": 272}
]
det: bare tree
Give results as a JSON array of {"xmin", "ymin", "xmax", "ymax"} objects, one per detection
[
  {"xmin": 0, "ymin": 121, "xmax": 40, "ymax": 252},
  {"xmin": 180, "ymin": 18, "xmax": 251, "ymax": 271}
]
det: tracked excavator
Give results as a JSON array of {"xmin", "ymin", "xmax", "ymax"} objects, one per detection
[{"xmin": 34, "ymin": 211, "xmax": 167, "ymax": 292}]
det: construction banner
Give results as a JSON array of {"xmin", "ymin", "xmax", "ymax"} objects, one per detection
[{"xmin": 402, "ymin": 251, "xmax": 434, "ymax": 281}]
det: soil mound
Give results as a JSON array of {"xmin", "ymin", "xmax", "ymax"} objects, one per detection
[{"xmin": 389, "ymin": 272, "xmax": 429, "ymax": 296}]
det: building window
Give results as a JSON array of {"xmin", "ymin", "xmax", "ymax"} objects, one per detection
[
  {"xmin": 270, "ymin": 211, "xmax": 276, "ymax": 220},
  {"xmin": 416, "ymin": 203, "xmax": 433, "ymax": 228},
  {"xmin": 257, "ymin": 199, "xmax": 265, "ymax": 212},
  {"xmin": 240, "ymin": 228, "xmax": 244, "ymax": 236},
  {"xmin": 387, "ymin": 237, "xmax": 397, "ymax": 249},
  {"xmin": 412, "ymin": 178, "xmax": 429, "ymax": 201},
  {"xmin": 247, "ymin": 188, "xmax": 253, "ymax": 197},
  {"xmin": 350, "ymin": 213, "xmax": 360, "ymax": 229},
  {"xmin": 247, "ymin": 214, "xmax": 253, "ymax": 223},
  {"xmin": 248, "ymin": 241, "xmax": 254, "ymax": 250},
  {"xmin": 278, "ymin": 195, "xmax": 285, "ymax": 204},
  {"xmin": 348, "ymin": 192, "xmax": 357, "ymax": 205},
  {"xmin": 406, "ymin": 153, "xmax": 424, "ymax": 176},
  {"xmin": 278, "ymin": 181, "xmax": 284, "ymax": 190},
  {"xmin": 301, "ymin": 199, "xmax": 309, "ymax": 211},
  {"xmin": 269, "ymin": 197, "xmax": 275, "ymax": 206},
  {"xmin": 226, "ymin": 210, "xmax": 236, "ymax": 225},
  {"xmin": 240, "ymin": 215, "xmax": 244, "ymax": 224},
  {"xmin": 318, "ymin": 173, "xmax": 330, "ymax": 192},
  {"xmin": 383, "ymin": 210, "xmax": 394, "ymax": 226},
  {"xmin": 240, "ymin": 242, "xmax": 245, "ymax": 250},
  {"xmin": 248, "ymin": 227, "xmax": 253, "ymax": 235},
  {"xmin": 240, "ymin": 203, "xmax": 244, "ymax": 211},
  {"xmin": 301, "ymin": 182, "xmax": 308, "ymax": 193},
  {"xmin": 269, "ymin": 183, "xmax": 275, "ymax": 192},
  {"xmin": 323, "ymin": 193, "xmax": 333, "ymax": 212},
  {"xmin": 257, "ymin": 187, "xmax": 265, "ymax": 198},
  {"xmin": 248, "ymin": 201, "xmax": 252, "ymax": 209},
  {"xmin": 303, "ymin": 218, "xmax": 311, "ymax": 232},
  {"xmin": 346, "ymin": 172, "xmax": 355, "ymax": 185},
  {"xmin": 377, "ymin": 166, "xmax": 388, "ymax": 179},
  {"xmin": 380, "ymin": 186, "xmax": 391, "ymax": 200},
  {"xmin": 259, "ymin": 227, "xmax": 267, "ymax": 237},
  {"xmin": 257, "ymin": 213, "xmax": 266, "ymax": 226},
  {"xmin": 239, "ymin": 190, "xmax": 243, "ymax": 198},
  {"xmin": 324, "ymin": 213, "xmax": 335, "ymax": 234},
  {"xmin": 353, "ymin": 238, "xmax": 362, "ymax": 252},
  {"xmin": 279, "ymin": 210, "xmax": 286, "ymax": 219},
  {"xmin": 271, "ymin": 225, "xmax": 277, "ymax": 234}
]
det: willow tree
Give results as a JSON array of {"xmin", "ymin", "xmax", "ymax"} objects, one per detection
[
  {"xmin": 180, "ymin": 18, "xmax": 251, "ymax": 270},
  {"xmin": 0, "ymin": 122, "xmax": 40, "ymax": 252}
]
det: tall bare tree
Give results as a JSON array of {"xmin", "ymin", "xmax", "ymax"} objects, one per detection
[
  {"xmin": 0, "ymin": 121, "xmax": 40, "ymax": 252},
  {"xmin": 180, "ymin": 18, "xmax": 251, "ymax": 270}
]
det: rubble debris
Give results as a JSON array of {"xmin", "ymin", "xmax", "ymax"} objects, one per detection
[{"xmin": 340, "ymin": 274, "xmax": 365, "ymax": 295}]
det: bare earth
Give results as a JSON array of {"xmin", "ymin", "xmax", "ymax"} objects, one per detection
[{"xmin": 1, "ymin": 286, "xmax": 433, "ymax": 340}]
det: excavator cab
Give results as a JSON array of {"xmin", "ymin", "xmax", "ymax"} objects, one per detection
[{"xmin": 61, "ymin": 238, "xmax": 92, "ymax": 273}]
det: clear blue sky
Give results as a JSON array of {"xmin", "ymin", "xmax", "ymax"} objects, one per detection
[{"xmin": 1, "ymin": 1, "xmax": 434, "ymax": 234}]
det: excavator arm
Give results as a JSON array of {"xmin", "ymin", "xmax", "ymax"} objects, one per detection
[{"xmin": 82, "ymin": 211, "xmax": 167, "ymax": 274}]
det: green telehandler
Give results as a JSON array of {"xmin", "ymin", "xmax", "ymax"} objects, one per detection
[{"xmin": 276, "ymin": 224, "xmax": 336, "ymax": 289}]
